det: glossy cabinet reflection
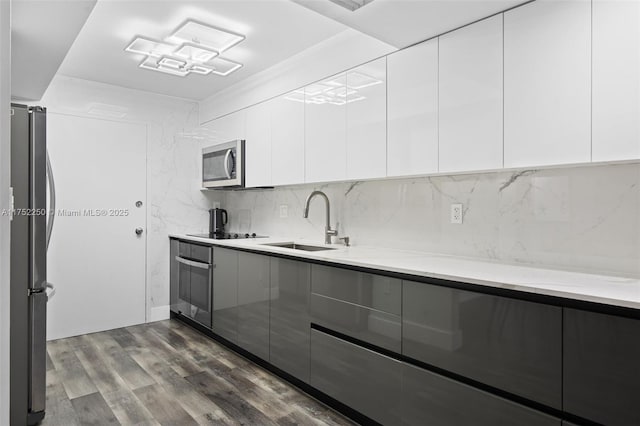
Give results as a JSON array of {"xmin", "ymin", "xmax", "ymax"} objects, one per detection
[
  {"xmin": 269, "ymin": 258, "xmax": 311, "ymax": 381},
  {"xmin": 310, "ymin": 329, "xmax": 403, "ymax": 425},
  {"xmin": 237, "ymin": 252, "xmax": 270, "ymax": 360},
  {"xmin": 563, "ymin": 309, "xmax": 640, "ymax": 425},
  {"xmin": 310, "ymin": 265, "xmax": 401, "ymax": 352},
  {"xmin": 402, "ymin": 363, "xmax": 561, "ymax": 426},
  {"xmin": 202, "ymin": 109, "xmax": 246, "ymax": 145},
  {"xmin": 245, "ymin": 100, "xmax": 272, "ymax": 188},
  {"xmin": 212, "ymin": 247, "xmax": 238, "ymax": 343},
  {"xmin": 304, "ymin": 73, "xmax": 347, "ymax": 183},
  {"xmin": 271, "ymin": 91, "xmax": 305, "ymax": 185},
  {"xmin": 504, "ymin": 0, "xmax": 591, "ymax": 167},
  {"xmin": 592, "ymin": 0, "xmax": 640, "ymax": 161},
  {"xmin": 439, "ymin": 14, "xmax": 503, "ymax": 172},
  {"xmin": 346, "ymin": 58, "xmax": 387, "ymax": 180},
  {"xmin": 387, "ymin": 39, "xmax": 438, "ymax": 177},
  {"xmin": 402, "ymin": 280, "xmax": 562, "ymax": 408}
]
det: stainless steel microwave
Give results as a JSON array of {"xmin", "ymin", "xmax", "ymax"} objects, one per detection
[{"xmin": 202, "ymin": 140, "xmax": 245, "ymax": 189}]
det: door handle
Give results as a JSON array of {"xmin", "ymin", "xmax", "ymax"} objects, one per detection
[{"xmin": 135, "ymin": 227, "xmax": 144, "ymax": 235}]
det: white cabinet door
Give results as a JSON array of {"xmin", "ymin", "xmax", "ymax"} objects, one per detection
[
  {"xmin": 305, "ymin": 73, "xmax": 347, "ymax": 183},
  {"xmin": 202, "ymin": 109, "xmax": 246, "ymax": 145},
  {"xmin": 504, "ymin": 0, "xmax": 591, "ymax": 168},
  {"xmin": 272, "ymin": 91, "xmax": 305, "ymax": 185},
  {"xmin": 346, "ymin": 58, "xmax": 387, "ymax": 180},
  {"xmin": 387, "ymin": 39, "xmax": 438, "ymax": 177},
  {"xmin": 245, "ymin": 100, "xmax": 272, "ymax": 187},
  {"xmin": 439, "ymin": 15, "xmax": 503, "ymax": 173},
  {"xmin": 592, "ymin": 0, "xmax": 640, "ymax": 162}
]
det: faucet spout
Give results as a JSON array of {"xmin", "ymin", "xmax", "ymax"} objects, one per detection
[{"xmin": 303, "ymin": 190, "xmax": 337, "ymax": 244}]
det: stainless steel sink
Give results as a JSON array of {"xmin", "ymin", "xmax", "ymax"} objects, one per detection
[{"xmin": 261, "ymin": 242, "xmax": 337, "ymax": 252}]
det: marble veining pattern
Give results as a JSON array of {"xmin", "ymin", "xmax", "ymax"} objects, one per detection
[{"xmin": 220, "ymin": 163, "xmax": 640, "ymax": 278}]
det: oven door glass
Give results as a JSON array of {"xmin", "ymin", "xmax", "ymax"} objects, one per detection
[{"xmin": 203, "ymin": 148, "xmax": 236, "ymax": 182}]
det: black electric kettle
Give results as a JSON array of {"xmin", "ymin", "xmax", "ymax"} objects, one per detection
[{"xmin": 209, "ymin": 208, "xmax": 228, "ymax": 236}]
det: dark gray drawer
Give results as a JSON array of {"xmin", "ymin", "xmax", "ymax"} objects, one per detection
[
  {"xmin": 190, "ymin": 243, "xmax": 211, "ymax": 263},
  {"xmin": 311, "ymin": 265, "xmax": 401, "ymax": 315},
  {"xmin": 178, "ymin": 241, "xmax": 211, "ymax": 263},
  {"xmin": 310, "ymin": 293, "xmax": 401, "ymax": 352},
  {"xmin": 402, "ymin": 363, "xmax": 561, "ymax": 426},
  {"xmin": 563, "ymin": 309, "xmax": 640, "ymax": 426},
  {"xmin": 310, "ymin": 329, "xmax": 403, "ymax": 425},
  {"xmin": 403, "ymin": 280, "xmax": 562, "ymax": 409}
]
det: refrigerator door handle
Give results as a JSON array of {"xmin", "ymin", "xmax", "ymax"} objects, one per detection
[
  {"xmin": 46, "ymin": 150, "xmax": 55, "ymax": 251},
  {"xmin": 45, "ymin": 282, "xmax": 56, "ymax": 301}
]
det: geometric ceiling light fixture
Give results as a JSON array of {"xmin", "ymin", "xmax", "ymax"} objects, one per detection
[
  {"xmin": 174, "ymin": 43, "xmax": 218, "ymax": 63},
  {"xmin": 139, "ymin": 56, "xmax": 190, "ymax": 77},
  {"xmin": 125, "ymin": 37, "xmax": 176, "ymax": 57},
  {"xmin": 169, "ymin": 20, "xmax": 245, "ymax": 53},
  {"xmin": 206, "ymin": 57, "xmax": 242, "ymax": 76},
  {"xmin": 123, "ymin": 18, "xmax": 245, "ymax": 78}
]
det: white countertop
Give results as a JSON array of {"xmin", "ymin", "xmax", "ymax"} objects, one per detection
[{"xmin": 171, "ymin": 234, "xmax": 640, "ymax": 310}]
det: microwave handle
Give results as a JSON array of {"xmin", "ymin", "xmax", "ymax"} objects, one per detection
[{"xmin": 223, "ymin": 149, "xmax": 233, "ymax": 179}]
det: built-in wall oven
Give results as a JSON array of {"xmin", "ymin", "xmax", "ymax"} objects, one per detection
[
  {"xmin": 202, "ymin": 139, "xmax": 245, "ymax": 189},
  {"xmin": 170, "ymin": 240, "xmax": 212, "ymax": 327}
]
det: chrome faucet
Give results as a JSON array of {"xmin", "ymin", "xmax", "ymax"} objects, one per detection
[{"xmin": 303, "ymin": 190, "xmax": 338, "ymax": 244}]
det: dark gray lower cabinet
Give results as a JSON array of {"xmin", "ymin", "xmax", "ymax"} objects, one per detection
[
  {"xmin": 212, "ymin": 247, "xmax": 238, "ymax": 343},
  {"xmin": 269, "ymin": 258, "xmax": 311, "ymax": 381},
  {"xmin": 310, "ymin": 265, "xmax": 402, "ymax": 352},
  {"xmin": 402, "ymin": 363, "xmax": 560, "ymax": 426},
  {"xmin": 402, "ymin": 280, "xmax": 562, "ymax": 408},
  {"xmin": 237, "ymin": 252, "xmax": 271, "ymax": 360},
  {"xmin": 310, "ymin": 329, "xmax": 403, "ymax": 425},
  {"xmin": 563, "ymin": 309, "xmax": 640, "ymax": 426}
]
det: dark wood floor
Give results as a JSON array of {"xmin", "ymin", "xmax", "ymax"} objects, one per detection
[{"xmin": 43, "ymin": 320, "xmax": 355, "ymax": 426}]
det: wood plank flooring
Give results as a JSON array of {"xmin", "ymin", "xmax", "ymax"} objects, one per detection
[{"xmin": 43, "ymin": 320, "xmax": 355, "ymax": 426}]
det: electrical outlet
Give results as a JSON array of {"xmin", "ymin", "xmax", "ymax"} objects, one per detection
[
  {"xmin": 212, "ymin": 201, "xmax": 221, "ymax": 209},
  {"xmin": 279, "ymin": 204, "xmax": 288, "ymax": 218},
  {"xmin": 450, "ymin": 203, "xmax": 463, "ymax": 224}
]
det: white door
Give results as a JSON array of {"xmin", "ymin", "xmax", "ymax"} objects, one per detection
[{"xmin": 47, "ymin": 113, "xmax": 147, "ymax": 340}]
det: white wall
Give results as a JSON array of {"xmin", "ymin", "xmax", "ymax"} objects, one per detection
[
  {"xmin": 199, "ymin": 28, "xmax": 395, "ymax": 124},
  {"xmin": 222, "ymin": 163, "xmax": 640, "ymax": 278},
  {"xmin": 39, "ymin": 76, "xmax": 223, "ymax": 324},
  {"xmin": 0, "ymin": 0, "xmax": 10, "ymax": 422}
]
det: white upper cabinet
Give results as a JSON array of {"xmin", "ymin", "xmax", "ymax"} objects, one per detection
[
  {"xmin": 439, "ymin": 15, "xmax": 503, "ymax": 173},
  {"xmin": 387, "ymin": 39, "xmax": 438, "ymax": 177},
  {"xmin": 245, "ymin": 100, "xmax": 272, "ymax": 188},
  {"xmin": 346, "ymin": 58, "xmax": 387, "ymax": 180},
  {"xmin": 271, "ymin": 91, "xmax": 305, "ymax": 186},
  {"xmin": 203, "ymin": 109, "xmax": 246, "ymax": 145},
  {"xmin": 305, "ymin": 73, "xmax": 347, "ymax": 183},
  {"xmin": 504, "ymin": 0, "xmax": 591, "ymax": 168},
  {"xmin": 592, "ymin": 0, "xmax": 640, "ymax": 162}
]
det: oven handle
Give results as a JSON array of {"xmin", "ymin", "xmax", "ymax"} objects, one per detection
[
  {"xmin": 175, "ymin": 256, "xmax": 211, "ymax": 270},
  {"xmin": 223, "ymin": 149, "xmax": 233, "ymax": 179}
]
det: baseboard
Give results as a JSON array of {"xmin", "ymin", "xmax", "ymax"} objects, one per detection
[{"xmin": 148, "ymin": 305, "xmax": 170, "ymax": 322}]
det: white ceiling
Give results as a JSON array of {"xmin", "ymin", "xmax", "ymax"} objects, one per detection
[
  {"xmin": 56, "ymin": 0, "xmax": 348, "ymax": 100},
  {"xmin": 291, "ymin": 0, "xmax": 528, "ymax": 49},
  {"xmin": 11, "ymin": 0, "xmax": 97, "ymax": 101},
  {"xmin": 33, "ymin": 0, "xmax": 532, "ymax": 102}
]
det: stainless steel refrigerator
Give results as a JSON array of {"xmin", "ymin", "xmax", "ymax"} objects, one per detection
[{"xmin": 10, "ymin": 104, "xmax": 55, "ymax": 425}]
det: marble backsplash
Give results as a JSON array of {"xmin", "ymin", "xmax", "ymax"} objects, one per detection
[{"xmin": 219, "ymin": 163, "xmax": 640, "ymax": 277}]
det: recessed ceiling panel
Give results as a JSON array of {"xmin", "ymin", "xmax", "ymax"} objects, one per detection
[{"xmin": 56, "ymin": 0, "xmax": 348, "ymax": 100}]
